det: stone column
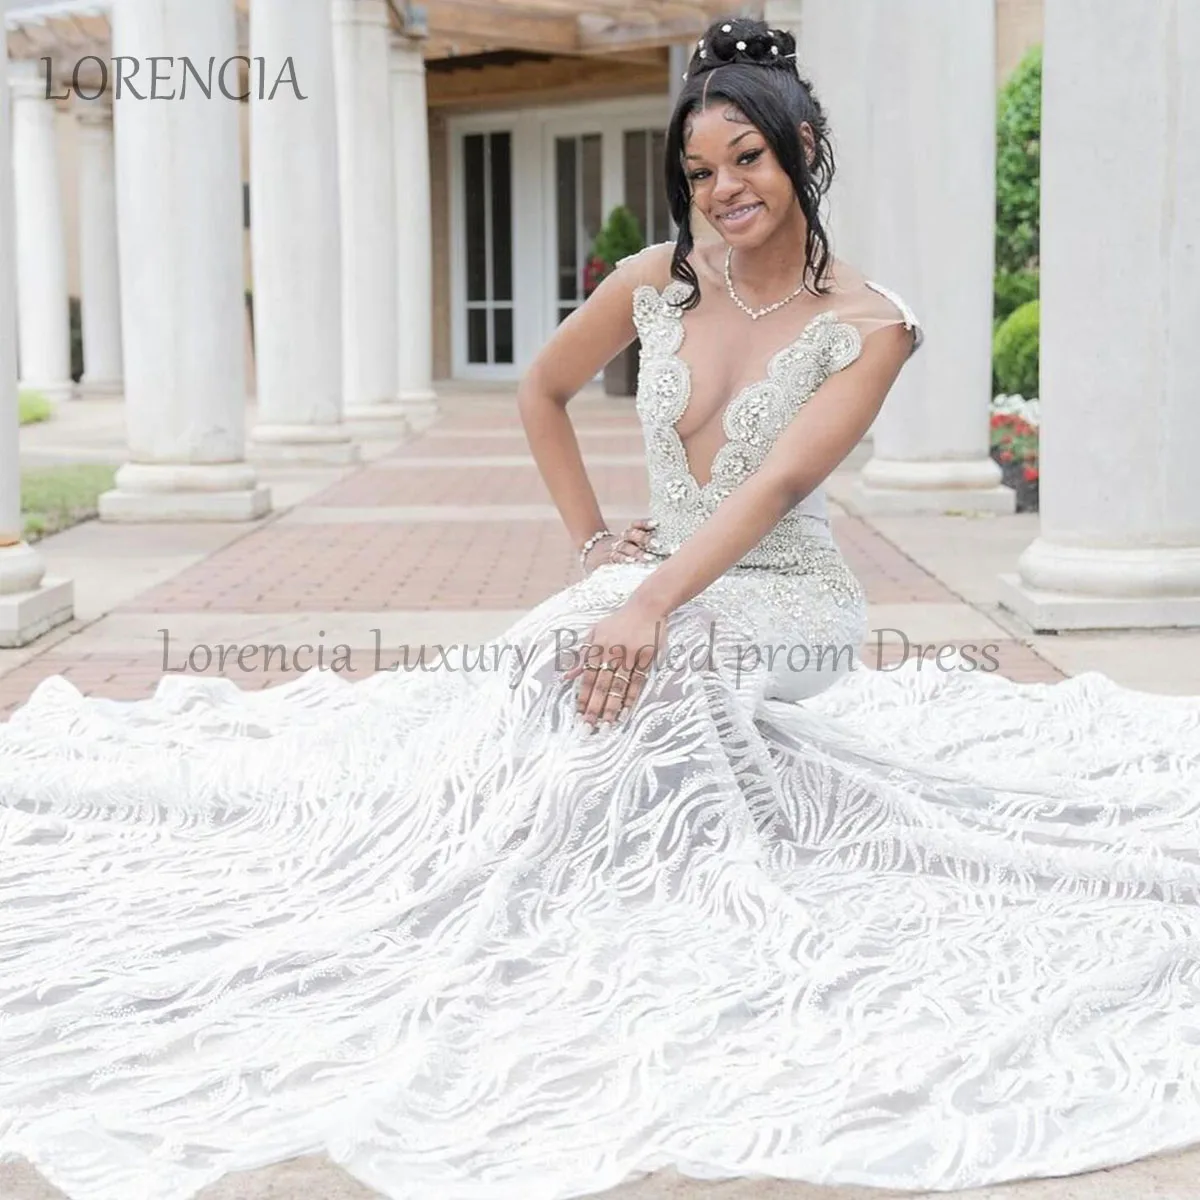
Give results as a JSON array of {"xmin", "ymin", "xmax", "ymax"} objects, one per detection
[
  {"xmin": 9, "ymin": 59, "xmax": 73, "ymax": 405},
  {"xmin": 851, "ymin": 0, "xmax": 1010, "ymax": 515},
  {"xmin": 331, "ymin": 0, "xmax": 406, "ymax": 426},
  {"xmin": 100, "ymin": 0, "xmax": 269, "ymax": 522},
  {"xmin": 998, "ymin": 0, "xmax": 1200, "ymax": 630},
  {"xmin": 0, "ymin": 55, "xmax": 74, "ymax": 646},
  {"xmin": 248, "ymin": 0, "xmax": 356, "ymax": 464},
  {"xmin": 390, "ymin": 33, "xmax": 438, "ymax": 427},
  {"xmin": 75, "ymin": 95, "xmax": 124, "ymax": 399}
]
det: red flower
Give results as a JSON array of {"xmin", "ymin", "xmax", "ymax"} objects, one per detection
[
  {"xmin": 1022, "ymin": 464, "xmax": 1039, "ymax": 483},
  {"xmin": 998, "ymin": 450, "xmax": 1013, "ymax": 463}
]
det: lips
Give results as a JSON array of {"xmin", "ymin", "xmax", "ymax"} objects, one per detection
[{"xmin": 716, "ymin": 202, "xmax": 763, "ymax": 227}]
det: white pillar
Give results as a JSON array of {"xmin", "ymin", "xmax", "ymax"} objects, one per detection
[
  {"xmin": 391, "ymin": 34, "xmax": 438, "ymax": 426},
  {"xmin": 75, "ymin": 96, "xmax": 124, "ymax": 399},
  {"xmin": 0, "ymin": 55, "xmax": 74, "ymax": 646},
  {"xmin": 100, "ymin": 0, "xmax": 269, "ymax": 522},
  {"xmin": 9, "ymin": 59, "xmax": 73, "ymax": 405},
  {"xmin": 248, "ymin": 0, "xmax": 357, "ymax": 465},
  {"xmin": 851, "ymin": 0, "xmax": 1010, "ymax": 515},
  {"xmin": 998, "ymin": 0, "xmax": 1200, "ymax": 631},
  {"xmin": 331, "ymin": 0, "xmax": 407, "ymax": 427},
  {"xmin": 765, "ymin": 0, "xmax": 873, "ymax": 267}
]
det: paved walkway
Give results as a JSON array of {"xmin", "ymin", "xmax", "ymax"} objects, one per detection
[{"xmin": 3, "ymin": 387, "xmax": 1200, "ymax": 1199}]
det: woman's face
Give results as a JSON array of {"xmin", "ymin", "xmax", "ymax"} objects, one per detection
[{"xmin": 682, "ymin": 102, "xmax": 809, "ymax": 248}]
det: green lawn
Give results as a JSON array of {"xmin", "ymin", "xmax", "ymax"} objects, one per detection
[
  {"xmin": 17, "ymin": 390, "xmax": 53, "ymax": 425},
  {"xmin": 21, "ymin": 464, "xmax": 116, "ymax": 542}
]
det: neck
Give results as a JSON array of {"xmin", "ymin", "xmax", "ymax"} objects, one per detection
[{"xmin": 725, "ymin": 212, "xmax": 811, "ymax": 303}]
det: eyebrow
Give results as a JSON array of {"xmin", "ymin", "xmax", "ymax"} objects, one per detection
[{"xmin": 684, "ymin": 129, "xmax": 758, "ymax": 160}]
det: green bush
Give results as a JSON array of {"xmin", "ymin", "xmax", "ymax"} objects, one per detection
[
  {"xmin": 994, "ymin": 268, "xmax": 1039, "ymax": 328},
  {"xmin": 996, "ymin": 45, "xmax": 1041, "ymax": 277},
  {"xmin": 17, "ymin": 390, "xmax": 53, "ymax": 425},
  {"xmin": 993, "ymin": 299, "xmax": 1039, "ymax": 398},
  {"xmin": 591, "ymin": 205, "xmax": 644, "ymax": 269}
]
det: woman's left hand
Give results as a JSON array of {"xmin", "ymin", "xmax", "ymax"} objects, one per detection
[{"xmin": 563, "ymin": 600, "xmax": 668, "ymax": 729}]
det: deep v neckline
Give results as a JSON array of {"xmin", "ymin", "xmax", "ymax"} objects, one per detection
[{"xmin": 641, "ymin": 280, "xmax": 843, "ymax": 492}]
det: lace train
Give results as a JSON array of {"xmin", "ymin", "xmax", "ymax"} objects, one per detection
[{"xmin": 2, "ymin": 564, "xmax": 1200, "ymax": 1200}]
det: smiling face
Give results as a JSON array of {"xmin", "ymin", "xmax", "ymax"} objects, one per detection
[{"xmin": 682, "ymin": 102, "xmax": 813, "ymax": 249}]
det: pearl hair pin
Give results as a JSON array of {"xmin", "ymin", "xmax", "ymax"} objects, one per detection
[{"xmin": 724, "ymin": 246, "xmax": 807, "ymax": 320}]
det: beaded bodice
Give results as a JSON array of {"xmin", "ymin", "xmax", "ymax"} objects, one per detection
[{"xmin": 633, "ymin": 280, "xmax": 862, "ymax": 571}]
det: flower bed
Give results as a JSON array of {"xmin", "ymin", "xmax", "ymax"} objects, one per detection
[{"xmin": 990, "ymin": 394, "xmax": 1039, "ymax": 512}]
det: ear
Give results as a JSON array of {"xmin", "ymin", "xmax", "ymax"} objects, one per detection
[{"xmin": 797, "ymin": 120, "xmax": 816, "ymax": 169}]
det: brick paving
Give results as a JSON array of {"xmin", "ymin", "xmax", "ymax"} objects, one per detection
[{"xmin": 0, "ymin": 400, "xmax": 1065, "ymax": 717}]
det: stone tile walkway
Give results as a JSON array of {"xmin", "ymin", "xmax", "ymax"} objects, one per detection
[{"xmin": 3, "ymin": 386, "xmax": 1198, "ymax": 1199}]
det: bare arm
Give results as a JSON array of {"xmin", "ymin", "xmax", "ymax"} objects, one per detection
[
  {"xmin": 627, "ymin": 322, "xmax": 915, "ymax": 620},
  {"xmin": 516, "ymin": 250, "xmax": 660, "ymax": 557}
]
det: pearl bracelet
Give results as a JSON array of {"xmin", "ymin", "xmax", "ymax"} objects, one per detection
[{"xmin": 578, "ymin": 528, "xmax": 613, "ymax": 571}]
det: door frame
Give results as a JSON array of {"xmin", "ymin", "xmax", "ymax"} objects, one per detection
[{"xmin": 448, "ymin": 95, "xmax": 670, "ymax": 382}]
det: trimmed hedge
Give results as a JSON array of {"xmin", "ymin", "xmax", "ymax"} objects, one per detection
[
  {"xmin": 993, "ymin": 299, "xmax": 1039, "ymax": 399},
  {"xmin": 996, "ymin": 45, "xmax": 1041, "ymax": 277}
]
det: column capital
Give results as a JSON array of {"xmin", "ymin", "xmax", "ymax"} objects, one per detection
[
  {"xmin": 331, "ymin": 0, "xmax": 390, "ymax": 27},
  {"xmin": 7, "ymin": 58, "xmax": 51, "ymax": 101},
  {"xmin": 74, "ymin": 93, "xmax": 114, "ymax": 129},
  {"xmin": 389, "ymin": 33, "xmax": 428, "ymax": 71}
]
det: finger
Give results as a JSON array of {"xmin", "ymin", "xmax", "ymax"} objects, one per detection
[
  {"xmin": 599, "ymin": 669, "xmax": 632, "ymax": 724},
  {"xmin": 582, "ymin": 668, "xmax": 617, "ymax": 726},
  {"xmin": 562, "ymin": 635, "xmax": 600, "ymax": 682},
  {"xmin": 617, "ymin": 669, "xmax": 648, "ymax": 720}
]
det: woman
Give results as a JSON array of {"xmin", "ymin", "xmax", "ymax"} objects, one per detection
[{"xmin": 2, "ymin": 15, "xmax": 1200, "ymax": 1200}]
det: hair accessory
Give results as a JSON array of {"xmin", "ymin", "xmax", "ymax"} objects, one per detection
[
  {"xmin": 697, "ymin": 38, "xmax": 704, "ymax": 47},
  {"xmin": 680, "ymin": 71, "xmax": 688, "ymax": 80},
  {"xmin": 771, "ymin": 45, "xmax": 779, "ymax": 55},
  {"xmin": 735, "ymin": 40, "xmax": 746, "ymax": 50},
  {"xmin": 721, "ymin": 22, "xmax": 731, "ymax": 31},
  {"xmin": 699, "ymin": 49, "xmax": 706, "ymax": 58}
]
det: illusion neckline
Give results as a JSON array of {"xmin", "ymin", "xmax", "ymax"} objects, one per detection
[{"xmin": 635, "ymin": 281, "xmax": 858, "ymax": 493}]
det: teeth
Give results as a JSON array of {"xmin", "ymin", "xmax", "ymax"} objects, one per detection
[{"xmin": 722, "ymin": 204, "xmax": 759, "ymax": 220}]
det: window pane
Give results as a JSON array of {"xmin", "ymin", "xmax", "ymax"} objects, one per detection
[
  {"xmin": 493, "ymin": 308, "xmax": 513, "ymax": 365},
  {"xmin": 581, "ymin": 133, "xmax": 603, "ymax": 251},
  {"xmin": 651, "ymin": 130, "xmax": 669, "ymax": 241},
  {"xmin": 557, "ymin": 307, "xmax": 574, "ymax": 325},
  {"xmin": 490, "ymin": 132, "xmax": 512, "ymax": 303},
  {"xmin": 555, "ymin": 137, "xmax": 577, "ymax": 303},
  {"xmin": 467, "ymin": 308, "xmax": 488, "ymax": 364},
  {"xmin": 624, "ymin": 130, "xmax": 648, "ymax": 247},
  {"xmin": 464, "ymin": 134, "xmax": 486, "ymax": 303}
]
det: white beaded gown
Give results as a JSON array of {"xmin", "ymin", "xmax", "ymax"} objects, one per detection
[{"xmin": 3, "ymin": 249, "xmax": 1200, "ymax": 1200}]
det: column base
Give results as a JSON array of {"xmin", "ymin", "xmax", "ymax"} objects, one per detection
[
  {"xmin": 345, "ymin": 401, "xmax": 412, "ymax": 432},
  {"xmin": 77, "ymin": 378, "xmax": 124, "ymax": 400},
  {"xmin": 0, "ymin": 543, "xmax": 74, "ymax": 647},
  {"xmin": 997, "ymin": 574, "xmax": 1200, "ymax": 632},
  {"xmin": 996, "ymin": 537, "xmax": 1200, "ymax": 631},
  {"xmin": 399, "ymin": 388, "xmax": 440, "ymax": 430},
  {"xmin": 249, "ymin": 424, "xmax": 361, "ymax": 465},
  {"xmin": 853, "ymin": 455, "xmax": 1014, "ymax": 515},
  {"xmin": 19, "ymin": 379, "xmax": 75, "ymax": 405},
  {"xmin": 98, "ymin": 461, "xmax": 272, "ymax": 522}
]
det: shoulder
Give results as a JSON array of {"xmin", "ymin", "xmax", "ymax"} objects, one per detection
[
  {"xmin": 613, "ymin": 241, "xmax": 676, "ymax": 288},
  {"xmin": 827, "ymin": 263, "xmax": 924, "ymax": 356}
]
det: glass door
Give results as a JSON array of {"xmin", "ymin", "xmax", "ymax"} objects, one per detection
[
  {"xmin": 553, "ymin": 133, "xmax": 603, "ymax": 324},
  {"xmin": 624, "ymin": 128, "xmax": 672, "ymax": 245},
  {"xmin": 462, "ymin": 130, "xmax": 514, "ymax": 365}
]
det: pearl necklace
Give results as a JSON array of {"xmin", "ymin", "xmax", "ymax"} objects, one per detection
[{"xmin": 723, "ymin": 245, "xmax": 807, "ymax": 320}]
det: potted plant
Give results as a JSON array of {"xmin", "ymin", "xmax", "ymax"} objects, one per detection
[{"xmin": 584, "ymin": 205, "xmax": 645, "ymax": 396}]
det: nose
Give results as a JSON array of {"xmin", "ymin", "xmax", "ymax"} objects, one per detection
[{"xmin": 711, "ymin": 165, "xmax": 745, "ymax": 203}]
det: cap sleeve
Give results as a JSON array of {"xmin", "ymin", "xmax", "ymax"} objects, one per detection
[{"xmin": 829, "ymin": 272, "xmax": 924, "ymax": 357}]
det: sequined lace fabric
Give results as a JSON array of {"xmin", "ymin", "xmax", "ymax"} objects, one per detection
[{"xmin": 2, "ymin": 257, "xmax": 1200, "ymax": 1200}]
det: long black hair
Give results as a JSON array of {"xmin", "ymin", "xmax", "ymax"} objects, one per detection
[{"xmin": 664, "ymin": 15, "xmax": 835, "ymax": 310}]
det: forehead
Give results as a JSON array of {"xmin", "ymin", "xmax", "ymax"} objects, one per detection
[{"xmin": 683, "ymin": 102, "xmax": 759, "ymax": 149}]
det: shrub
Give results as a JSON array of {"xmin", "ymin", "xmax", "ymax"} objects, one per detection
[
  {"xmin": 993, "ymin": 299, "xmax": 1039, "ymax": 399},
  {"xmin": 996, "ymin": 45, "xmax": 1041, "ymax": 277},
  {"xmin": 994, "ymin": 268, "xmax": 1039, "ymax": 328},
  {"xmin": 584, "ymin": 206, "xmax": 645, "ymax": 296},
  {"xmin": 17, "ymin": 390, "xmax": 53, "ymax": 425}
]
